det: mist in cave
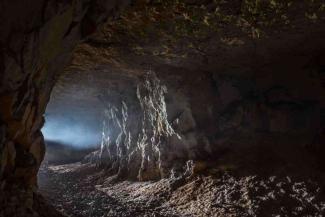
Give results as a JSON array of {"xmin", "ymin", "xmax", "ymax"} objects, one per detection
[{"xmin": 42, "ymin": 114, "xmax": 101, "ymax": 149}]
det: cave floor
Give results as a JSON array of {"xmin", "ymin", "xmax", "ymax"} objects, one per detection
[
  {"xmin": 38, "ymin": 163, "xmax": 182, "ymax": 217},
  {"xmin": 38, "ymin": 162, "xmax": 325, "ymax": 217}
]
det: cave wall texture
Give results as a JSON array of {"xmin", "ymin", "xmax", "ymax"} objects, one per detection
[
  {"xmin": 0, "ymin": 0, "xmax": 131, "ymax": 216},
  {"xmin": 0, "ymin": 0, "xmax": 325, "ymax": 216},
  {"xmin": 95, "ymin": 36, "xmax": 325, "ymax": 182},
  {"xmin": 79, "ymin": 1, "xmax": 325, "ymax": 182}
]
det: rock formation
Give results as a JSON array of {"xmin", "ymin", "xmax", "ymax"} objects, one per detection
[{"xmin": 98, "ymin": 71, "xmax": 183, "ymax": 180}]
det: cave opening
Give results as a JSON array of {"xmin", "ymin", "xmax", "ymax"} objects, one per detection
[
  {"xmin": 1, "ymin": 1, "xmax": 325, "ymax": 217},
  {"xmin": 40, "ymin": 71, "xmax": 104, "ymax": 165}
]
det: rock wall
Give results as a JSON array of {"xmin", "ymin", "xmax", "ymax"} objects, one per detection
[
  {"xmin": 0, "ymin": 0, "xmax": 130, "ymax": 216},
  {"xmin": 93, "ymin": 24, "xmax": 325, "ymax": 182},
  {"xmin": 72, "ymin": 1, "xmax": 325, "ymax": 183}
]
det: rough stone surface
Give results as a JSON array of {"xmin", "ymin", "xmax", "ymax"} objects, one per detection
[
  {"xmin": 69, "ymin": 1, "xmax": 325, "ymax": 186},
  {"xmin": 80, "ymin": 21, "xmax": 325, "ymax": 183},
  {"xmin": 0, "ymin": 0, "xmax": 130, "ymax": 216},
  {"xmin": 38, "ymin": 162, "xmax": 325, "ymax": 217}
]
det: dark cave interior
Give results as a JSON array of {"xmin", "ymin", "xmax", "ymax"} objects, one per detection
[{"xmin": 1, "ymin": 1, "xmax": 325, "ymax": 217}]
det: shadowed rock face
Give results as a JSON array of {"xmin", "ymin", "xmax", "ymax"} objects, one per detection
[
  {"xmin": 0, "ymin": 0, "xmax": 325, "ymax": 216},
  {"xmin": 0, "ymin": 0, "xmax": 130, "ymax": 216}
]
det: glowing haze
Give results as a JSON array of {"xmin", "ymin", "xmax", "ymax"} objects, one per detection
[{"xmin": 42, "ymin": 114, "xmax": 102, "ymax": 148}]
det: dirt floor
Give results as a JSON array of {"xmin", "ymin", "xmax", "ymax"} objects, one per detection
[{"xmin": 38, "ymin": 162, "xmax": 325, "ymax": 217}]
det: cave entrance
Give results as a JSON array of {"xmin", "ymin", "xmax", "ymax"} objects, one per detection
[
  {"xmin": 36, "ymin": 62, "xmax": 182, "ymax": 217},
  {"xmin": 40, "ymin": 71, "xmax": 104, "ymax": 165},
  {"xmin": 36, "ymin": 66, "xmax": 140, "ymax": 216},
  {"xmin": 36, "ymin": 70, "xmax": 108, "ymax": 207}
]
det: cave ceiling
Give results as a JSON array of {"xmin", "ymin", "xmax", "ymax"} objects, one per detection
[{"xmin": 47, "ymin": 0, "xmax": 325, "ymax": 129}]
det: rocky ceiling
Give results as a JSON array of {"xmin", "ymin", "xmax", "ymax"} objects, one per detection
[{"xmin": 46, "ymin": 0, "xmax": 325, "ymax": 148}]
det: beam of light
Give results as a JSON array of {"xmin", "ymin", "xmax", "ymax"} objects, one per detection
[{"xmin": 41, "ymin": 115, "xmax": 101, "ymax": 149}]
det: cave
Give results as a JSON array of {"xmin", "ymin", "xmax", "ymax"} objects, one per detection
[{"xmin": 1, "ymin": 1, "xmax": 325, "ymax": 217}]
